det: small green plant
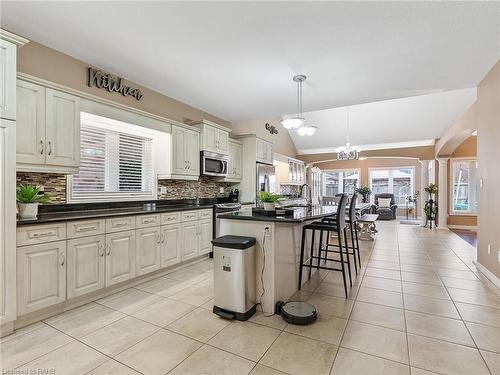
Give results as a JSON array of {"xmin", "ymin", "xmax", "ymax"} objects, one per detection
[
  {"xmin": 355, "ymin": 185, "xmax": 372, "ymax": 202},
  {"xmin": 16, "ymin": 184, "xmax": 51, "ymax": 204},
  {"xmin": 424, "ymin": 183, "xmax": 438, "ymax": 197},
  {"xmin": 258, "ymin": 191, "xmax": 281, "ymax": 203}
]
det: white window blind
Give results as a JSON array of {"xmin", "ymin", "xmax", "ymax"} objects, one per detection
[{"xmin": 68, "ymin": 112, "xmax": 154, "ymax": 202}]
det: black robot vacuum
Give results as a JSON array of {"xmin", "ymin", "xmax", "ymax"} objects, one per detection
[{"xmin": 275, "ymin": 301, "xmax": 317, "ymax": 325}]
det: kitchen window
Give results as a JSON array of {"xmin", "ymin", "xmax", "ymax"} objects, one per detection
[
  {"xmin": 451, "ymin": 159, "xmax": 478, "ymax": 214},
  {"xmin": 67, "ymin": 112, "xmax": 155, "ymax": 202},
  {"xmin": 322, "ymin": 169, "xmax": 360, "ymax": 196},
  {"xmin": 369, "ymin": 167, "xmax": 415, "ymax": 205}
]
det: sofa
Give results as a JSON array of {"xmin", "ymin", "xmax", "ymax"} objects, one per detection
[{"xmin": 371, "ymin": 193, "xmax": 398, "ymax": 220}]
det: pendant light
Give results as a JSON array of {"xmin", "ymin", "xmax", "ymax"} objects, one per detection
[
  {"xmin": 281, "ymin": 75, "xmax": 306, "ymax": 129},
  {"xmin": 337, "ymin": 106, "xmax": 359, "ymax": 160},
  {"xmin": 281, "ymin": 75, "xmax": 317, "ymax": 136}
]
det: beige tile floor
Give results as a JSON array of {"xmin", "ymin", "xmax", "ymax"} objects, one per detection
[{"xmin": 1, "ymin": 221, "xmax": 499, "ymax": 375}]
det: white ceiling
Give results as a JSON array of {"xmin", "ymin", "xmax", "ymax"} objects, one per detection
[
  {"xmin": 1, "ymin": 1, "xmax": 499, "ymax": 127},
  {"xmin": 289, "ymin": 88, "xmax": 477, "ymax": 154}
]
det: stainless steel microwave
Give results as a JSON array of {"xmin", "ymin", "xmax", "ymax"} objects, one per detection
[{"xmin": 201, "ymin": 151, "xmax": 229, "ymax": 177}]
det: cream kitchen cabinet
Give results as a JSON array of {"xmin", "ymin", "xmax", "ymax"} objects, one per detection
[
  {"xmin": 171, "ymin": 124, "xmax": 200, "ymax": 179},
  {"xmin": 226, "ymin": 139, "xmax": 243, "ymax": 181},
  {"xmin": 0, "ymin": 39, "xmax": 17, "ymax": 121},
  {"xmin": 199, "ymin": 219, "xmax": 213, "ymax": 255},
  {"xmin": 160, "ymin": 223, "xmax": 181, "ymax": 268},
  {"xmin": 256, "ymin": 138, "xmax": 273, "ymax": 165},
  {"xmin": 181, "ymin": 221, "xmax": 199, "ymax": 261},
  {"xmin": 189, "ymin": 119, "xmax": 230, "ymax": 154},
  {"xmin": 105, "ymin": 231, "xmax": 136, "ymax": 286},
  {"xmin": 17, "ymin": 241, "xmax": 67, "ymax": 315},
  {"xmin": 67, "ymin": 235, "xmax": 105, "ymax": 299},
  {"xmin": 135, "ymin": 227, "xmax": 161, "ymax": 276},
  {"xmin": 16, "ymin": 80, "xmax": 81, "ymax": 173}
]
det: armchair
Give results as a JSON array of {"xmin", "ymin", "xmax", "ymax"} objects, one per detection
[{"xmin": 371, "ymin": 193, "xmax": 397, "ymax": 220}]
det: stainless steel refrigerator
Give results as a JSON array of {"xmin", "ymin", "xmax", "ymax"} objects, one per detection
[{"xmin": 256, "ymin": 163, "xmax": 276, "ymax": 198}]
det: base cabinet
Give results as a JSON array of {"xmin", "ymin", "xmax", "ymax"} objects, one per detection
[
  {"xmin": 199, "ymin": 219, "xmax": 213, "ymax": 255},
  {"xmin": 181, "ymin": 221, "xmax": 199, "ymax": 260},
  {"xmin": 67, "ymin": 235, "xmax": 105, "ymax": 299},
  {"xmin": 136, "ymin": 227, "xmax": 161, "ymax": 276},
  {"xmin": 161, "ymin": 224, "xmax": 181, "ymax": 268},
  {"xmin": 17, "ymin": 241, "xmax": 67, "ymax": 315},
  {"xmin": 105, "ymin": 231, "xmax": 136, "ymax": 287}
]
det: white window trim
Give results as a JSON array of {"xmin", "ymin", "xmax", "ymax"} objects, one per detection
[
  {"xmin": 321, "ymin": 168, "xmax": 361, "ymax": 196},
  {"xmin": 449, "ymin": 157, "xmax": 478, "ymax": 216},
  {"xmin": 368, "ymin": 166, "xmax": 416, "ymax": 206}
]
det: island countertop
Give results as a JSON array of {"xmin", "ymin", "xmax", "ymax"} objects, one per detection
[{"xmin": 217, "ymin": 205, "xmax": 338, "ymax": 223}]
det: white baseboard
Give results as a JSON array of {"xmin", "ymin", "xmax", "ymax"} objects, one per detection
[
  {"xmin": 448, "ymin": 224, "xmax": 477, "ymax": 231},
  {"xmin": 474, "ymin": 261, "xmax": 500, "ymax": 289}
]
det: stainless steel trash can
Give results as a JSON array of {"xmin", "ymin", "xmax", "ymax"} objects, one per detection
[{"xmin": 211, "ymin": 235, "xmax": 256, "ymax": 320}]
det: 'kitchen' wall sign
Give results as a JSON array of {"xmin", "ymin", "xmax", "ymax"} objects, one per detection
[{"xmin": 87, "ymin": 67, "xmax": 144, "ymax": 101}]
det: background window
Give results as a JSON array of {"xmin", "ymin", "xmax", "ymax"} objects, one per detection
[
  {"xmin": 451, "ymin": 160, "xmax": 478, "ymax": 213},
  {"xmin": 369, "ymin": 167, "xmax": 415, "ymax": 205},
  {"xmin": 322, "ymin": 169, "xmax": 360, "ymax": 196},
  {"xmin": 68, "ymin": 112, "xmax": 155, "ymax": 202}
]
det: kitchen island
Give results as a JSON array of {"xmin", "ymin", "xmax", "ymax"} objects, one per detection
[{"xmin": 218, "ymin": 206, "xmax": 338, "ymax": 315}]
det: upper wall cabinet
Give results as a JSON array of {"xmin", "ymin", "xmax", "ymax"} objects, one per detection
[
  {"xmin": 256, "ymin": 137, "xmax": 273, "ymax": 165},
  {"xmin": 16, "ymin": 80, "xmax": 80, "ymax": 173},
  {"xmin": 171, "ymin": 124, "xmax": 200, "ymax": 179},
  {"xmin": 188, "ymin": 119, "xmax": 230, "ymax": 154},
  {"xmin": 0, "ymin": 39, "xmax": 17, "ymax": 121},
  {"xmin": 225, "ymin": 138, "xmax": 243, "ymax": 182}
]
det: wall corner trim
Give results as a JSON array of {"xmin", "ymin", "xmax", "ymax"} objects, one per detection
[{"xmin": 474, "ymin": 260, "xmax": 500, "ymax": 289}]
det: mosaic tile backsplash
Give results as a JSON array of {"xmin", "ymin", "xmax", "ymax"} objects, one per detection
[{"xmin": 16, "ymin": 172, "xmax": 234, "ymax": 204}]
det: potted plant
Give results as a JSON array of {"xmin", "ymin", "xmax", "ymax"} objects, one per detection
[
  {"xmin": 16, "ymin": 184, "xmax": 50, "ymax": 219},
  {"xmin": 258, "ymin": 191, "xmax": 281, "ymax": 211},
  {"xmin": 423, "ymin": 183, "xmax": 438, "ymax": 228},
  {"xmin": 355, "ymin": 185, "xmax": 372, "ymax": 203}
]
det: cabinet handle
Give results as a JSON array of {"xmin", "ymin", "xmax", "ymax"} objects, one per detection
[
  {"xmin": 143, "ymin": 218, "xmax": 155, "ymax": 224},
  {"xmin": 40, "ymin": 140, "xmax": 44, "ymax": 155},
  {"xmin": 76, "ymin": 225, "xmax": 97, "ymax": 233},
  {"xmin": 185, "ymin": 160, "xmax": 188, "ymax": 169},
  {"xmin": 30, "ymin": 230, "xmax": 56, "ymax": 239},
  {"xmin": 47, "ymin": 141, "xmax": 52, "ymax": 156},
  {"xmin": 161, "ymin": 233, "xmax": 165, "ymax": 243},
  {"xmin": 59, "ymin": 253, "xmax": 65, "ymax": 266},
  {"xmin": 113, "ymin": 222, "xmax": 127, "ymax": 227},
  {"xmin": 99, "ymin": 243, "xmax": 105, "ymax": 257},
  {"xmin": 106, "ymin": 243, "xmax": 111, "ymax": 255}
]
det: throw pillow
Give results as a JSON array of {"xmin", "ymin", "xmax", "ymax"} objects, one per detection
[{"xmin": 378, "ymin": 198, "xmax": 392, "ymax": 208}]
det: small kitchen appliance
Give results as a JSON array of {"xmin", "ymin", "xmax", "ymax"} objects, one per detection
[{"xmin": 212, "ymin": 235, "xmax": 256, "ymax": 321}]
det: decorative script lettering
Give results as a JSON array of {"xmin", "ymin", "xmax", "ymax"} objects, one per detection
[{"xmin": 87, "ymin": 67, "xmax": 144, "ymax": 101}]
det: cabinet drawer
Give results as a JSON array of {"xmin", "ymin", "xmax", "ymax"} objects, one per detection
[
  {"xmin": 135, "ymin": 214, "xmax": 161, "ymax": 228},
  {"xmin": 67, "ymin": 219, "xmax": 105, "ymax": 239},
  {"xmin": 182, "ymin": 210, "xmax": 199, "ymax": 222},
  {"xmin": 17, "ymin": 223, "xmax": 67, "ymax": 246},
  {"xmin": 161, "ymin": 211, "xmax": 181, "ymax": 225},
  {"xmin": 105, "ymin": 216, "xmax": 135, "ymax": 233},
  {"xmin": 198, "ymin": 209, "xmax": 213, "ymax": 220}
]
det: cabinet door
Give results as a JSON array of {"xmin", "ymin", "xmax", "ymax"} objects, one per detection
[
  {"xmin": 0, "ymin": 40, "xmax": 16, "ymax": 120},
  {"xmin": 161, "ymin": 223, "xmax": 181, "ymax": 268},
  {"xmin": 16, "ymin": 80, "xmax": 46, "ymax": 165},
  {"xmin": 234, "ymin": 143, "xmax": 243, "ymax": 178},
  {"xmin": 0, "ymin": 120, "xmax": 16, "ymax": 325},
  {"xmin": 199, "ymin": 219, "xmax": 213, "ymax": 255},
  {"xmin": 105, "ymin": 231, "xmax": 136, "ymax": 287},
  {"xmin": 217, "ymin": 129, "xmax": 229, "ymax": 153},
  {"xmin": 227, "ymin": 142, "xmax": 235, "ymax": 178},
  {"xmin": 256, "ymin": 139, "xmax": 265, "ymax": 162},
  {"xmin": 17, "ymin": 241, "xmax": 66, "ymax": 315},
  {"xmin": 185, "ymin": 130, "xmax": 200, "ymax": 175},
  {"xmin": 171, "ymin": 125, "xmax": 187, "ymax": 174},
  {"xmin": 67, "ymin": 235, "xmax": 105, "ymax": 299},
  {"xmin": 135, "ymin": 227, "xmax": 161, "ymax": 276},
  {"xmin": 203, "ymin": 124, "xmax": 218, "ymax": 152},
  {"xmin": 45, "ymin": 89, "xmax": 80, "ymax": 167},
  {"xmin": 265, "ymin": 142, "xmax": 273, "ymax": 164},
  {"xmin": 181, "ymin": 221, "xmax": 199, "ymax": 260}
]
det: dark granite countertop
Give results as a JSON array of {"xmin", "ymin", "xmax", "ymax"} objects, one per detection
[
  {"xmin": 217, "ymin": 205, "xmax": 338, "ymax": 223},
  {"xmin": 16, "ymin": 198, "xmax": 223, "ymax": 226}
]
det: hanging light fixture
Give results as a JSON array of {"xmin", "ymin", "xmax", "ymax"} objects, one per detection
[
  {"xmin": 281, "ymin": 75, "xmax": 316, "ymax": 136},
  {"xmin": 337, "ymin": 106, "xmax": 360, "ymax": 160}
]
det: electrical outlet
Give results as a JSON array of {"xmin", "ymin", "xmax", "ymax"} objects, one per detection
[
  {"xmin": 488, "ymin": 244, "xmax": 491, "ymax": 255},
  {"xmin": 160, "ymin": 186, "xmax": 167, "ymax": 194},
  {"xmin": 219, "ymin": 187, "xmax": 224, "ymax": 194},
  {"xmin": 264, "ymin": 227, "xmax": 272, "ymax": 237}
]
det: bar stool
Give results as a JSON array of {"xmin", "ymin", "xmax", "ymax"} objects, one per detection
[
  {"xmin": 298, "ymin": 193, "xmax": 350, "ymax": 298},
  {"xmin": 321, "ymin": 193, "xmax": 361, "ymax": 274}
]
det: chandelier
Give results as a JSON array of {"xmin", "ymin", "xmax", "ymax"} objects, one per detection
[
  {"xmin": 280, "ymin": 75, "xmax": 317, "ymax": 136},
  {"xmin": 337, "ymin": 106, "xmax": 360, "ymax": 160}
]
